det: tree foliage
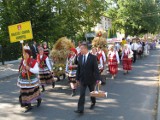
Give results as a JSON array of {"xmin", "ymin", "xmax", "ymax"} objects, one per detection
[
  {"xmin": 0, "ymin": 0, "xmax": 107, "ymax": 61},
  {"xmin": 107, "ymin": 0, "xmax": 160, "ymax": 37}
]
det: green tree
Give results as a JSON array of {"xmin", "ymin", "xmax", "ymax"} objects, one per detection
[
  {"xmin": 0, "ymin": 0, "xmax": 55, "ymax": 60},
  {"xmin": 107, "ymin": 0, "xmax": 160, "ymax": 37},
  {"xmin": 0, "ymin": 0, "xmax": 107, "ymax": 61}
]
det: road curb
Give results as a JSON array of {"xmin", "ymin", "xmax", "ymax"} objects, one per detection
[
  {"xmin": 0, "ymin": 73, "xmax": 18, "ymax": 81},
  {"xmin": 0, "ymin": 59, "xmax": 20, "ymax": 65},
  {"xmin": 0, "ymin": 59, "xmax": 20, "ymax": 81}
]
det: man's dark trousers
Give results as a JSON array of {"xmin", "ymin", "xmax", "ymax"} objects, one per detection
[
  {"xmin": 78, "ymin": 83, "xmax": 96, "ymax": 111},
  {"xmin": 133, "ymin": 50, "xmax": 137, "ymax": 63}
]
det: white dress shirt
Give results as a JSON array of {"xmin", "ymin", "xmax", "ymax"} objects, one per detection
[
  {"xmin": 85, "ymin": 52, "xmax": 89, "ymax": 60},
  {"xmin": 82, "ymin": 52, "xmax": 89, "ymax": 64},
  {"xmin": 115, "ymin": 43, "xmax": 121, "ymax": 51},
  {"xmin": 127, "ymin": 44, "xmax": 132, "ymax": 51},
  {"xmin": 131, "ymin": 43, "xmax": 139, "ymax": 50}
]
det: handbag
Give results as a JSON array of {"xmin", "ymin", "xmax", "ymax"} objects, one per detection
[{"xmin": 90, "ymin": 83, "xmax": 108, "ymax": 98}]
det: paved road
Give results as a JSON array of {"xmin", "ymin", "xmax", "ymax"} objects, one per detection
[
  {"xmin": 0, "ymin": 48, "xmax": 160, "ymax": 120},
  {"xmin": 0, "ymin": 60, "xmax": 19, "ymax": 80}
]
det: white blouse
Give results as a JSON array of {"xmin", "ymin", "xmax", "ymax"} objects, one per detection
[
  {"xmin": 98, "ymin": 50, "xmax": 106, "ymax": 63},
  {"xmin": 23, "ymin": 60, "xmax": 39, "ymax": 74},
  {"xmin": 121, "ymin": 49, "xmax": 133, "ymax": 59},
  {"xmin": 98, "ymin": 56, "xmax": 104, "ymax": 69},
  {"xmin": 108, "ymin": 51, "xmax": 120, "ymax": 63}
]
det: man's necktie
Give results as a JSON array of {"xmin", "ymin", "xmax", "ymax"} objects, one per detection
[{"xmin": 83, "ymin": 55, "xmax": 86, "ymax": 65}]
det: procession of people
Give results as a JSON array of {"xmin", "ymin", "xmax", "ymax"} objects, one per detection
[{"xmin": 17, "ymin": 37, "xmax": 155, "ymax": 113}]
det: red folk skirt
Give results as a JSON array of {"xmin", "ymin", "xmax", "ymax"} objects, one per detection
[
  {"xmin": 122, "ymin": 55, "xmax": 132, "ymax": 70},
  {"xmin": 108, "ymin": 59, "xmax": 118, "ymax": 75}
]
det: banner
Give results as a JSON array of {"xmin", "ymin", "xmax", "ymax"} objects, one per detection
[
  {"xmin": 8, "ymin": 21, "xmax": 33, "ymax": 43},
  {"xmin": 107, "ymin": 38, "xmax": 122, "ymax": 43}
]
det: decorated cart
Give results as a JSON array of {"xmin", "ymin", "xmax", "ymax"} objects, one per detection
[{"xmin": 50, "ymin": 37, "xmax": 75, "ymax": 81}]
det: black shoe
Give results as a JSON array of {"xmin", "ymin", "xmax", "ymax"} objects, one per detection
[
  {"xmin": 24, "ymin": 104, "xmax": 32, "ymax": 113},
  {"xmin": 101, "ymin": 81, "xmax": 106, "ymax": 85},
  {"xmin": 19, "ymin": 95, "xmax": 24, "ymax": 107},
  {"xmin": 71, "ymin": 89, "xmax": 76, "ymax": 97},
  {"xmin": 74, "ymin": 110, "xmax": 84, "ymax": 114},
  {"xmin": 37, "ymin": 98, "xmax": 42, "ymax": 107},
  {"xmin": 90, "ymin": 103, "xmax": 95, "ymax": 110},
  {"xmin": 24, "ymin": 107, "xmax": 32, "ymax": 113},
  {"xmin": 20, "ymin": 103, "xmax": 26, "ymax": 107},
  {"xmin": 52, "ymin": 82, "xmax": 55, "ymax": 88},
  {"xmin": 41, "ymin": 85, "xmax": 45, "ymax": 92}
]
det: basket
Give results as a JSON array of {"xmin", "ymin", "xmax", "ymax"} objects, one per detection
[{"xmin": 90, "ymin": 84, "xmax": 108, "ymax": 98}]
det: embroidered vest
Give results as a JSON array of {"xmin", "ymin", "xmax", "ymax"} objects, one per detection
[
  {"xmin": 37, "ymin": 54, "xmax": 48, "ymax": 69},
  {"xmin": 68, "ymin": 55, "xmax": 77, "ymax": 70},
  {"xmin": 97, "ymin": 53, "xmax": 102, "ymax": 64},
  {"xmin": 19, "ymin": 58, "xmax": 37, "ymax": 79}
]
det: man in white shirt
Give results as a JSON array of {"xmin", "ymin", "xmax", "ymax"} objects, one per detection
[
  {"xmin": 131, "ymin": 39, "xmax": 139, "ymax": 63},
  {"xmin": 75, "ymin": 43, "xmax": 101, "ymax": 113},
  {"xmin": 114, "ymin": 42, "xmax": 121, "ymax": 52},
  {"xmin": 31, "ymin": 41, "xmax": 38, "ymax": 59},
  {"xmin": 127, "ymin": 41, "xmax": 132, "ymax": 51}
]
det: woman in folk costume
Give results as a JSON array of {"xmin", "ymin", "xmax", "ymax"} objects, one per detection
[
  {"xmin": 107, "ymin": 45, "xmax": 120, "ymax": 79},
  {"xmin": 121, "ymin": 44, "xmax": 133, "ymax": 75},
  {"xmin": 37, "ymin": 47, "xmax": 55, "ymax": 92},
  {"xmin": 17, "ymin": 49, "xmax": 42, "ymax": 112},
  {"xmin": 91, "ymin": 47, "xmax": 104, "ymax": 73},
  {"xmin": 43, "ymin": 42, "xmax": 49, "ymax": 56},
  {"xmin": 97, "ymin": 46, "xmax": 107, "ymax": 64},
  {"xmin": 65, "ymin": 48, "xmax": 78, "ymax": 97}
]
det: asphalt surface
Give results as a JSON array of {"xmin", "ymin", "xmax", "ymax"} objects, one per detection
[
  {"xmin": 0, "ymin": 60, "xmax": 19, "ymax": 80},
  {"xmin": 0, "ymin": 48, "xmax": 160, "ymax": 120}
]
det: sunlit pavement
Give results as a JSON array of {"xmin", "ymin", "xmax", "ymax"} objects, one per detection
[
  {"xmin": 0, "ymin": 48, "xmax": 160, "ymax": 120},
  {"xmin": 0, "ymin": 60, "xmax": 19, "ymax": 80}
]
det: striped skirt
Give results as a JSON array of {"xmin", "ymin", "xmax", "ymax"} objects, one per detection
[
  {"xmin": 66, "ymin": 70, "xmax": 77, "ymax": 83},
  {"xmin": 20, "ymin": 86, "xmax": 41, "ymax": 104},
  {"xmin": 17, "ymin": 76, "xmax": 41, "ymax": 105},
  {"xmin": 39, "ymin": 67, "xmax": 54, "ymax": 86}
]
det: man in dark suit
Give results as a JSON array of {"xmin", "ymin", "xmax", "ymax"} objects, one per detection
[
  {"xmin": 74, "ymin": 43, "xmax": 101, "ymax": 114},
  {"xmin": 31, "ymin": 41, "xmax": 38, "ymax": 59}
]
